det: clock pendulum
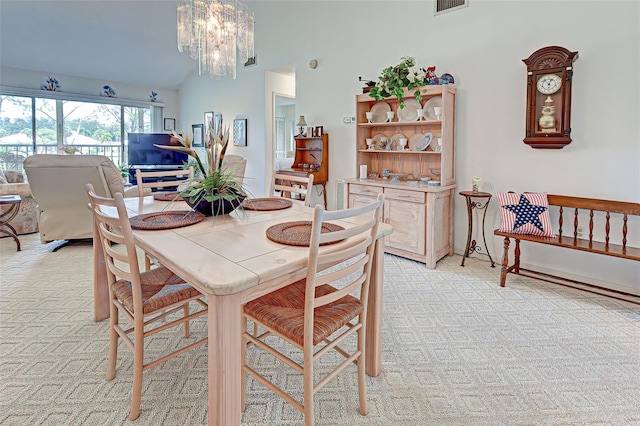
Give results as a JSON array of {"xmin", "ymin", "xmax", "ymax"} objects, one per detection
[{"xmin": 538, "ymin": 96, "xmax": 556, "ymax": 133}]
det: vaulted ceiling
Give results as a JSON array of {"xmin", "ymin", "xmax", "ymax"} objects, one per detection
[{"xmin": 0, "ymin": 1, "xmax": 198, "ymax": 90}]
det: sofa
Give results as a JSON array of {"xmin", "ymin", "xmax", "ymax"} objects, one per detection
[
  {"xmin": 0, "ymin": 169, "xmax": 39, "ymax": 237},
  {"xmin": 24, "ymin": 154, "xmax": 143, "ymax": 244}
]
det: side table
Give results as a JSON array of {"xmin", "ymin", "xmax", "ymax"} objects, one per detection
[
  {"xmin": 459, "ymin": 191, "xmax": 494, "ymax": 267},
  {"xmin": 0, "ymin": 194, "xmax": 22, "ymax": 251}
]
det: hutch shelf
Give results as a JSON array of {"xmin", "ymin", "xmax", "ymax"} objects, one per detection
[
  {"xmin": 345, "ymin": 85, "xmax": 457, "ymax": 268},
  {"xmin": 278, "ymin": 133, "xmax": 328, "ymax": 208}
]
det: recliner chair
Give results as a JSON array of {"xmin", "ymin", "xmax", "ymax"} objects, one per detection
[{"xmin": 24, "ymin": 154, "xmax": 143, "ymax": 244}]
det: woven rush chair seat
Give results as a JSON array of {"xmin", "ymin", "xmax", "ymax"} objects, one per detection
[
  {"xmin": 244, "ymin": 280, "xmax": 363, "ymax": 346},
  {"xmin": 111, "ymin": 267, "xmax": 201, "ymax": 315}
]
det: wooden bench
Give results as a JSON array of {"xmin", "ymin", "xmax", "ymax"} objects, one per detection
[{"xmin": 494, "ymin": 194, "xmax": 640, "ymax": 298}]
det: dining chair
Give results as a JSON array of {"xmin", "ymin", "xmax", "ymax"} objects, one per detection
[
  {"xmin": 85, "ymin": 183, "xmax": 207, "ymax": 421},
  {"xmin": 242, "ymin": 193, "xmax": 385, "ymax": 425},
  {"xmin": 221, "ymin": 154, "xmax": 247, "ymax": 183},
  {"xmin": 270, "ymin": 172, "xmax": 314, "ymax": 206},
  {"xmin": 135, "ymin": 166, "xmax": 194, "ymax": 198}
]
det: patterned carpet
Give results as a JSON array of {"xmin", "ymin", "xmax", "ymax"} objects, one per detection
[{"xmin": 1, "ymin": 233, "xmax": 639, "ymax": 425}]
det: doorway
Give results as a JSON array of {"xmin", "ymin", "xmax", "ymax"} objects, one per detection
[
  {"xmin": 273, "ymin": 94, "xmax": 295, "ymax": 172},
  {"xmin": 264, "ymin": 68, "xmax": 295, "ymax": 195}
]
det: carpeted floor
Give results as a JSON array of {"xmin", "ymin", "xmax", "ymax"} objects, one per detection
[{"xmin": 1, "ymin": 233, "xmax": 639, "ymax": 425}]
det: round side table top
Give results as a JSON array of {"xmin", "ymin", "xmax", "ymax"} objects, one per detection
[
  {"xmin": 459, "ymin": 191, "xmax": 491, "ymax": 198},
  {"xmin": 0, "ymin": 194, "xmax": 21, "ymax": 204}
]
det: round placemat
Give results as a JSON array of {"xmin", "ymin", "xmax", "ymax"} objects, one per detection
[
  {"xmin": 242, "ymin": 198, "xmax": 293, "ymax": 211},
  {"xmin": 153, "ymin": 191, "xmax": 182, "ymax": 201},
  {"xmin": 266, "ymin": 221, "xmax": 345, "ymax": 246},
  {"xmin": 129, "ymin": 210, "xmax": 205, "ymax": 230}
]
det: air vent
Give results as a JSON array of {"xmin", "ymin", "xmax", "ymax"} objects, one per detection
[{"xmin": 434, "ymin": 0, "xmax": 468, "ymax": 16}]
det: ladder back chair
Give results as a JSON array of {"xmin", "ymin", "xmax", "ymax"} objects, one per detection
[
  {"xmin": 85, "ymin": 184, "xmax": 207, "ymax": 420},
  {"xmin": 242, "ymin": 193, "xmax": 385, "ymax": 425},
  {"xmin": 271, "ymin": 172, "xmax": 314, "ymax": 207},
  {"xmin": 135, "ymin": 167, "xmax": 194, "ymax": 270},
  {"xmin": 135, "ymin": 166, "xmax": 194, "ymax": 198}
]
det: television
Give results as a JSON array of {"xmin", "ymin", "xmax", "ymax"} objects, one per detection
[{"xmin": 127, "ymin": 133, "xmax": 188, "ymax": 168}]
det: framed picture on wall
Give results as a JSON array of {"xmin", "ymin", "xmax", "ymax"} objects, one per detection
[
  {"xmin": 233, "ymin": 118, "xmax": 247, "ymax": 147},
  {"xmin": 192, "ymin": 124, "xmax": 204, "ymax": 147},
  {"xmin": 214, "ymin": 112, "xmax": 223, "ymax": 136},
  {"xmin": 163, "ymin": 118, "xmax": 175, "ymax": 131},
  {"xmin": 204, "ymin": 111, "xmax": 214, "ymax": 140}
]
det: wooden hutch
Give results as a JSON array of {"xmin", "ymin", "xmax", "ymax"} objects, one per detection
[
  {"xmin": 345, "ymin": 86, "xmax": 456, "ymax": 268},
  {"xmin": 278, "ymin": 133, "xmax": 329, "ymax": 207}
]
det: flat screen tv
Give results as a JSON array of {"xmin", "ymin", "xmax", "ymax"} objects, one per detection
[{"xmin": 127, "ymin": 133, "xmax": 188, "ymax": 167}]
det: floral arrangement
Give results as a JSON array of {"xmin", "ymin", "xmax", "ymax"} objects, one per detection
[
  {"xmin": 42, "ymin": 77, "xmax": 61, "ymax": 91},
  {"xmin": 154, "ymin": 119, "xmax": 247, "ymax": 214},
  {"xmin": 368, "ymin": 57, "xmax": 454, "ymax": 108},
  {"xmin": 149, "ymin": 91, "xmax": 158, "ymax": 102},
  {"xmin": 101, "ymin": 85, "xmax": 116, "ymax": 97}
]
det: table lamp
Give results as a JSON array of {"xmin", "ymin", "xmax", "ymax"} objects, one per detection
[{"xmin": 296, "ymin": 115, "xmax": 307, "ymax": 136}]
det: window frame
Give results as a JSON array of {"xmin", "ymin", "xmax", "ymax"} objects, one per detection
[{"xmin": 0, "ymin": 86, "xmax": 164, "ymax": 167}]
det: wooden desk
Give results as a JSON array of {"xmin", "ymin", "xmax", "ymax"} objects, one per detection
[{"xmin": 92, "ymin": 196, "xmax": 392, "ymax": 425}]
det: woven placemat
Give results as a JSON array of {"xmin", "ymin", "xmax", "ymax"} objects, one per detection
[
  {"xmin": 241, "ymin": 197, "xmax": 293, "ymax": 211},
  {"xmin": 153, "ymin": 192, "xmax": 182, "ymax": 201},
  {"xmin": 129, "ymin": 210, "xmax": 205, "ymax": 230},
  {"xmin": 266, "ymin": 221, "xmax": 345, "ymax": 246}
]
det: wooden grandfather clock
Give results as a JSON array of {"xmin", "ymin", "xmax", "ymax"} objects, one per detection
[{"xmin": 523, "ymin": 46, "xmax": 578, "ymax": 149}]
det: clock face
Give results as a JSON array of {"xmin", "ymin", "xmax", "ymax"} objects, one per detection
[{"xmin": 536, "ymin": 74, "xmax": 562, "ymax": 95}]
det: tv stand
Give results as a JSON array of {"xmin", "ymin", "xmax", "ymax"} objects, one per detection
[{"xmin": 127, "ymin": 165, "xmax": 187, "ymax": 190}]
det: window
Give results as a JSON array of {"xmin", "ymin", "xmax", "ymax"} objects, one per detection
[
  {"xmin": 0, "ymin": 92, "xmax": 154, "ymax": 172},
  {"xmin": 0, "ymin": 95, "xmax": 33, "ymax": 170}
]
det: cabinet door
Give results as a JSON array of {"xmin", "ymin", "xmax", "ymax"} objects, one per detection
[
  {"xmin": 349, "ymin": 193, "xmax": 376, "ymax": 209},
  {"xmin": 384, "ymin": 199, "xmax": 426, "ymax": 255}
]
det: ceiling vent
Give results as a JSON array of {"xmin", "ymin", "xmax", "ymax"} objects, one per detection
[{"xmin": 434, "ymin": 0, "xmax": 469, "ymax": 16}]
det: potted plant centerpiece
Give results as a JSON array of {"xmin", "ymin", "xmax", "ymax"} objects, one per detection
[
  {"xmin": 368, "ymin": 56, "xmax": 452, "ymax": 108},
  {"xmin": 154, "ymin": 123, "xmax": 247, "ymax": 216}
]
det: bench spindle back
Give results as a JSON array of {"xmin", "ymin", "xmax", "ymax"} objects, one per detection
[{"xmin": 548, "ymin": 194, "xmax": 639, "ymax": 252}]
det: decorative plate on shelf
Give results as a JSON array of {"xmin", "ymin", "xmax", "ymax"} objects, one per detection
[
  {"xmin": 370, "ymin": 102, "xmax": 391, "ymax": 123},
  {"xmin": 407, "ymin": 133, "xmax": 426, "ymax": 151},
  {"xmin": 424, "ymin": 96, "xmax": 443, "ymax": 121},
  {"xmin": 372, "ymin": 133, "xmax": 388, "ymax": 150},
  {"xmin": 397, "ymin": 99, "xmax": 422, "ymax": 122},
  {"xmin": 420, "ymin": 132, "xmax": 433, "ymax": 151},
  {"xmin": 390, "ymin": 133, "xmax": 406, "ymax": 150}
]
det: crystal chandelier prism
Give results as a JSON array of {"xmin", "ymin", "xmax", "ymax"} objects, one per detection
[{"xmin": 177, "ymin": 0, "xmax": 255, "ymax": 79}]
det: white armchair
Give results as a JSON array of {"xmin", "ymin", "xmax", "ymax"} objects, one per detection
[{"xmin": 24, "ymin": 155, "xmax": 143, "ymax": 244}]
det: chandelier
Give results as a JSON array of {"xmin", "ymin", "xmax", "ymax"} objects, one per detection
[{"xmin": 177, "ymin": 0, "xmax": 254, "ymax": 79}]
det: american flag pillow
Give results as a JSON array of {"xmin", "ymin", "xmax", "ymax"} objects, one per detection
[{"xmin": 495, "ymin": 192, "xmax": 555, "ymax": 237}]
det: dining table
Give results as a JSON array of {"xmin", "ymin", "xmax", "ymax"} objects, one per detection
[{"xmin": 91, "ymin": 195, "xmax": 392, "ymax": 425}]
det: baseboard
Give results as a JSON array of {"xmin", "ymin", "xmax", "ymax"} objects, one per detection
[{"xmin": 513, "ymin": 265, "xmax": 640, "ymax": 305}]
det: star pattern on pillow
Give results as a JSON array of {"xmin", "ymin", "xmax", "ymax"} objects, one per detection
[{"xmin": 502, "ymin": 194, "xmax": 548, "ymax": 232}]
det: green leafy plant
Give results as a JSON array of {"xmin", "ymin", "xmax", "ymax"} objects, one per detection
[
  {"xmin": 368, "ymin": 57, "xmax": 436, "ymax": 108},
  {"xmin": 118, "ymin": 165, "xmax": 129, "ymax": 180}
]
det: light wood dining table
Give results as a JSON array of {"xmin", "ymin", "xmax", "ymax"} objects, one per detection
[{"xmin": 91, "ymin": 196, "xmax": 392, "ymax": 426}]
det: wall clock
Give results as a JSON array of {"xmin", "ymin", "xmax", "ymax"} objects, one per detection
[{"xmin": 523, "ymin": 46, "xmax": 579, "ymax": 149}]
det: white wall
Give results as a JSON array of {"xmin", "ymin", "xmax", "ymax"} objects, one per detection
[{"xmin": 178, "ymin": 1, "xmax": 639, "ymax": 293}]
